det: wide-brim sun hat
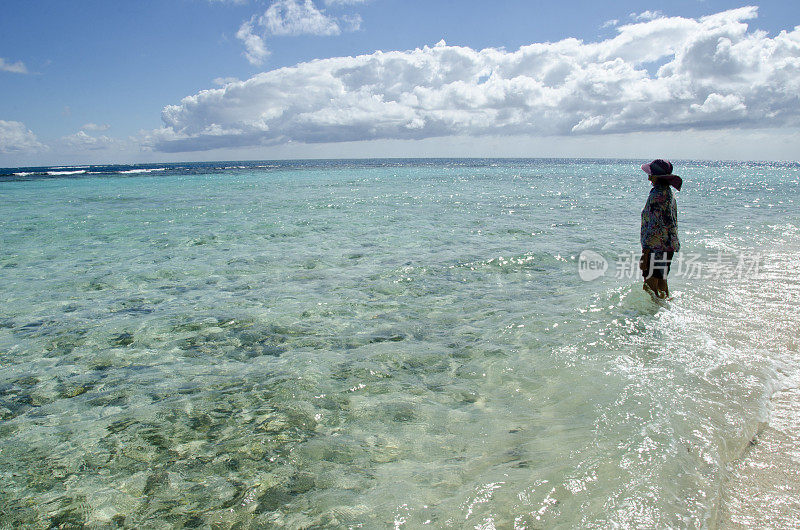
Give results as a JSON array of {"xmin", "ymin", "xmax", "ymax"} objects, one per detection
[{"xmin": 642, "ymin": 159, "xmax": 682, "ymax": 191}]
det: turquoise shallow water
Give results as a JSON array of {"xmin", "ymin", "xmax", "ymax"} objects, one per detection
[{"xmin": 0, "ymin": 159, "xmax": 798, "ymax": 527}]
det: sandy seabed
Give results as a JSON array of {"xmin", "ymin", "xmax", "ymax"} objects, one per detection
[{"xmin": 720, "ymin": 382, "xmax": 800, "ymax": 528}]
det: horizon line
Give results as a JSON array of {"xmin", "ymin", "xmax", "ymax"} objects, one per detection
[{"xmin": 3, "ymin": 156, "xmax": 798, "ymax": 171}]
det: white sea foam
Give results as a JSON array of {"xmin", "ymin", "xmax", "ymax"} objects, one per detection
[
  {"xmin": 117, "ymin": 168, "xmax": 167, "ymax": 174},
  {"xmin": 46, "ymin": 170, "xmax": 86, "ymax": 175},
  {"xmin": 13, "ymin": 172, "xmax": 34, "ymax": 176}
]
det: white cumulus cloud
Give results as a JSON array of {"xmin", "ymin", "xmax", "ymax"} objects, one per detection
[
  {"xmin": 0, "ymin": 120, "xmax": 45, "ymax": 153},
  {"xmin": 630, "ymin": 10, "xmax": 664, "ymax": 22},
  {"xmin": 236, "ymin": 20, "xmax": 271, "ymax": 65},
  {"xmin": 236, "ymin": 0, "xmax": 364, "ymax": 65},
  {"xmin": 690, "ymin": 93, "xmax": 746, "ymax": 114},
  {"xmin": 155, "ymin": 6, "xmax": 800, "ymax": 152},
  {"xmin": 0, "ymin": 57, "xmax": 29, "ymax": 74},
  {"xmin": 60, "ymin": 131, "xmax": 117, "ymax": 151},
  {"xmin": 261, "ymin": 0, "xmax": 341, "ymax": 36}
]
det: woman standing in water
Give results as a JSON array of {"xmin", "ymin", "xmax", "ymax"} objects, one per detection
[{"xmin": 639, "ymin": 159, "xmax": 682, "ymax": 299}]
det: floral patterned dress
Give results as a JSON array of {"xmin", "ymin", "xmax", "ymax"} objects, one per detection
[{"xmin": 641, "ymin": 184, "xmax": 679, "ymax": 253}]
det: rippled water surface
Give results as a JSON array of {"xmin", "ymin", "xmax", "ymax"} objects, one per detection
[{"xmin": 1, "ymin": 159, "xmax": 798, "ymax": 527}]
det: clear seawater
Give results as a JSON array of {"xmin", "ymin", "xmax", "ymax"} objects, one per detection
[{"xmin": 0, "ymin": 159, "xmax": 798, "ymax": 528}]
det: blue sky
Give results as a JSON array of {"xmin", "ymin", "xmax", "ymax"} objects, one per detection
[{"xmin": 1, "ymin": 0, "xmax": 799, "ymax": 165}]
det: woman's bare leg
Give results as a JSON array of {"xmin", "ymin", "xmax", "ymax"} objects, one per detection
[
  {"xmin": 657, "ymin": 279, "xmax": 669, "ymax": 299},
  {"xmin": 644, "ymin": 277, "xmax": 660, "ymax": 295}
]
